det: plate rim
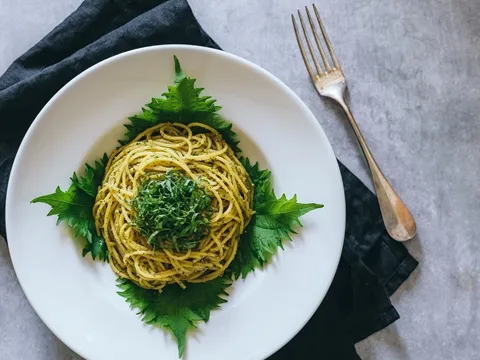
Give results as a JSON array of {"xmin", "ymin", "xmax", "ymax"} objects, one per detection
[{"xmin": 5, "ymin": 44, "xmax": 345, "ymax": 359}]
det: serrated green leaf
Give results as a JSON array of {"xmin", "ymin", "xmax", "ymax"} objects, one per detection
[
  {"xmin": 82, "ymin": 232, "xmax": 107, "ymax": 260},
  {"xmin": 251, "ymin": 195, "xmax": 323, "ymax": 264},
  {"xmin": 117, "ymin": 277, "xmax": 231, "ymax": 358},
  {"xmin": 71, "ymin": 153, "xmax": 108, "ymax": 197},
  {"xmin": 229, "ymin": 161, "xmax": 323, "ymax": 278},
  {"xmin": 229, "ymin": 159, "xmax": 273, "ymax": 278},
  {"xmin": 120, "ymin": 56, "xmax": 240, "ymax": 152},
  {"xmin": 239, "ymin": 157, "xmax": 274, "ymax": 204},
  {"xmin": 32, "ymin": 159, "xmax": 109, "ymax": 262},
  {"xmin": 227, "ymin": 222, "xmax": 261, "ymax": 279},
  {"xmin": 31, "ymin": 184, "xmax": 93, "ymax": 239},
  {"xmin": 174, "ymin": 55, "xmax": 185, "ymax": 83},
  {"xmin": 256, "ymin": 194, "xmax": 324, "ymax": 227}
]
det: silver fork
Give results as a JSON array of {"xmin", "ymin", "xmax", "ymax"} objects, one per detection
[{"xmin": 292, "ymin": 5, "xmax": 416, "ymax": 241}]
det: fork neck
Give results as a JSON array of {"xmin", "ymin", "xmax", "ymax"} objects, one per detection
[{"xmin": 317, "ymin": 79, "xmax": 347, "ymax": 105}]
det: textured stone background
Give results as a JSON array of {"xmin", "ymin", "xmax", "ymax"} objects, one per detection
[{"xmin": 1, "ymin": 0, "xmax": 479, "ymax": 359}]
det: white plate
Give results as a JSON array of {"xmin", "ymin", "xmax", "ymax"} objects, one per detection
[{"xmin": 6, "ymin": 45, "xmax": 345, "ymax": 360}]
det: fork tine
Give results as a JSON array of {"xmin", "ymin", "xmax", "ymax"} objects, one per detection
[
  {"xmin": 305, "ymin": 6, "xmax": 332, "ymax": 72},
  {"xmin": 297, "ymin": 10, "xmax": 324, "ymax": 76},
  {"xmin": 291, "ymin": 15, "xmax": 315, "ymax": 80},
  {"xmin": 313, "ymin": 4, "xmax": 340, "ymax": 69}
]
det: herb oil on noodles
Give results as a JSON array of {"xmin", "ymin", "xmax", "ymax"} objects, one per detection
[{"xmin": 93, "ymin": 122, "xmax": 254, "ymax": 290}]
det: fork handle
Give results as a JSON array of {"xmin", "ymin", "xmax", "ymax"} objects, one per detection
[{"xmin": 335, "ymin": 96, "xmax": 416, "ymax": 241}]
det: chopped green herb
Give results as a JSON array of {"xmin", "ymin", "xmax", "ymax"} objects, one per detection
[{"xmin": 132, "ymin": 171, "xmax": 213, "ymax": 251}]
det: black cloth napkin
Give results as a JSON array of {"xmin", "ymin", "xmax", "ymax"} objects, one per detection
[{"xmin": 0, "ymin": 1, "xmax": 418, "ymax": 359}]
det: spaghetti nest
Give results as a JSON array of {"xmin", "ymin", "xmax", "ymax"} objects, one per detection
[{"xmin": 93, "ymin": 122, "xmax": 254, "ymax": 290}]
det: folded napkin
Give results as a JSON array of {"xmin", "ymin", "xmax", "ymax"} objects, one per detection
[{"xmin": 0, "ymin": 0, "xmax": 418, "ymax": 358}]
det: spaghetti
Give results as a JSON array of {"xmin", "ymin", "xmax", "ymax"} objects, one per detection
[{"xmin": 93, "ymin": 122, "xmax": 254, "ymax": 290}]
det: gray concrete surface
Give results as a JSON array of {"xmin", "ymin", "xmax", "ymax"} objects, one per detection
[{"xmin": 1, "ymin": 0, "xmax": 479, "ymax": 359}]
